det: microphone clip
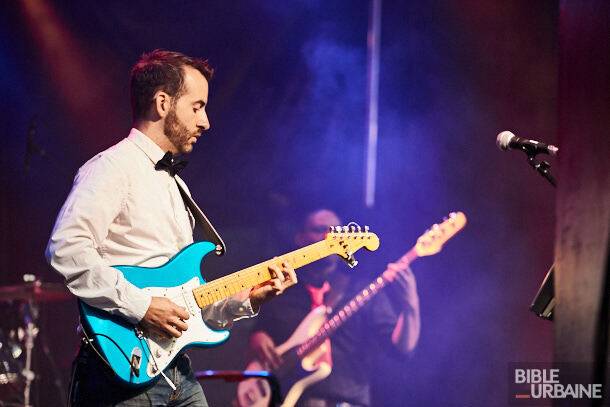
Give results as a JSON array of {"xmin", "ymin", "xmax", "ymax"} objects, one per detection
[{"xmin": 526, "ymin": 155, "xmax": 556, "ymax": 187}]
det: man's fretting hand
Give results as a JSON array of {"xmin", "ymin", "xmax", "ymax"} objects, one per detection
[
  {"xmin": 383, "ymin": 261, "xmax": 419, "ymax": 312},
  {"xmin": 249, "ymin": 261, "xmax": 298, "ymax": 312}
]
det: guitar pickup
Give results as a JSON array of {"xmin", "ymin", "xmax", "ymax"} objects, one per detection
[{"xmin": 130, "ymin": 347, "xmax": 142, "ymax": 377}]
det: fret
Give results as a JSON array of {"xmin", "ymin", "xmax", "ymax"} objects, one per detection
[
  {"xmin": 191, "ymin": 240, "xmax": 348, "ymax": 309},
  {"xmin": 297, "ymin": 270, "xmax": 392, "ymax": 356},
  {"xmin": 399, "ymin": 249, "xmax": 417, "ymax": 266}
]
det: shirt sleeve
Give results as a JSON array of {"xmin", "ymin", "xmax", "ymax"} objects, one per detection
[
  {"xmin": 202, "ymin": 297, "xmax": 258, "ymax": 330},
  {"xmin": 46, "ymin": 154, "xmax": 152, "ymax": 323}
]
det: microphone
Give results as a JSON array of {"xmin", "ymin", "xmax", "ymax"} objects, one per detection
[{"xmin": 496, "ymin": 131, "xmax": 558, "ymax": 156}]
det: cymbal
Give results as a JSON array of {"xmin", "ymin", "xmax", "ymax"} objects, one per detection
[{"xmin": 0, "ymin": 282, "xmax": 71, "ymax": 302}]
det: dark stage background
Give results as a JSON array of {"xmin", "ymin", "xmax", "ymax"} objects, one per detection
[{"xmin": 0, "ymin": 1, "xmax": 558, "ymax": 406}]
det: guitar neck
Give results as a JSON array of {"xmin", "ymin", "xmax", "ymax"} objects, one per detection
[
  {"xmin": 296, "ymin": 247, "xmax": 418, "ymax": 358},
  {"xmin": 192, "ymin": 241, "xmax": 335, "ymax": 309},
  {"xmin": 398, "ymin": 247, "xmax": 418, "ymax": 266}
]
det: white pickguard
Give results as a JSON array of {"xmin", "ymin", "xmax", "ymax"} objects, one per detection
[{"xmin": 142, "ymin": 277, "xmax": 229, "ymax": 377}]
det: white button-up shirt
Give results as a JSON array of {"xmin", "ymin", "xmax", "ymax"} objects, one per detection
[{"xmin": 46, "ymin": 128, "xmax": 254, "ymax": 326}]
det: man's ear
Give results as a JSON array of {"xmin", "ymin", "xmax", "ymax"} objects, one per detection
[{"xmin": 153, "ymin": 91, "xmax": 171, "ymax": 118}]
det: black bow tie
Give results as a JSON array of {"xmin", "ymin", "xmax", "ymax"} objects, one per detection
[{"xmin": 155, "ymin": 152, "xmax": 188, "ymax": 177}]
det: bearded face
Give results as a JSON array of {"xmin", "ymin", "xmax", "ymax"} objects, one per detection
[{"xmin": 164, "ymin": 104, "xmax": 201, "ymax": 154}]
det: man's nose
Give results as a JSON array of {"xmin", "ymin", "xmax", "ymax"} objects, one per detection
[{"xmin": 198, "ymin": 113, "xmax": 210, "ymax": 131}]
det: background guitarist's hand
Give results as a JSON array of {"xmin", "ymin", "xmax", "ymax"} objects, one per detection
[
  {"xmin": 141, "ymin": 296, "xmax": 190, "ymax": 338},
  {"xmin": 249, "ymin": 261, "xmax": 298, "ymax": 312},
  {"xmin": 383, "ymin": 261, "xmax": 420, "ymax": 312},
  {"xmin": 383, "ymin": 261, "xmax": 421, "ymax": 353},
  {"xmin": 249, "ymin": 330, "xmax": 282, "ymax": 370}
]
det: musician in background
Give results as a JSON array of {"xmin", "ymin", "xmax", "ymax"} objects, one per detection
[
  {"xmin": 46, "ymin": 50, "xmax": 296, "ymax": 406},
  {"xmin": 243, "ymin": 209, "xmax": 420, "ymax": 407}
]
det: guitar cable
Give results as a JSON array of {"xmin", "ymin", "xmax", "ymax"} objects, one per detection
[
  {"xmin": 82, "ymin": 330, "xmax": 145, "ymax": 395},
  {"xmin": 77, "ymin": 328, "xmax": 154, "ymax": 407},
  {"xmin": 81, "ymin": 327, "xmax": 130, "ymax": 370},
  {"xmin": 82, "ymin": 326, "xmax": 177, "ymax": 389}
]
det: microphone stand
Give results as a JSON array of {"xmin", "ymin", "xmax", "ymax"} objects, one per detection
[
  {"xmin": 528, "ymin": 149, "xmax": 557, "ymax": 319},
  {"xmin": 525, "ymin": 152, "xmax": 557, "ymax": 187}
]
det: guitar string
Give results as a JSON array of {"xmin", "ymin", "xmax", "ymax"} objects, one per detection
[
  {"xmin": 151, "ymin": 226, "xmax": 447, "ymax": 337},
  {"xmin": 140, "ymin": 237, "xmax": 374, "ymax": 312},
  {"xmin": 299, "ymin": 259, "xmax": 413, "ymax": 355},
  {"xmin": 156, "ymin": 226, "xmax": 441, "ymax": 309},
  {"xmin": 178, "ymin": 242, "xmax": 334, "ymax": 306}
]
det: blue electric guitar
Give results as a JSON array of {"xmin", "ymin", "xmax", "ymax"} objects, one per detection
[{"xmin": 79, "ymin": 226, "xmax": 379, "ymax": 387}]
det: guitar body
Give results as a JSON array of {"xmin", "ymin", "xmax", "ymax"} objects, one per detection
[
  {"xmin": 79, "ymin": 241, "xmax": 230, "ymax": 387},
  {"xmin": 282, "ymin": 341, "xmax": 332, "ymax": 407},
  {"xmin": 237, "ymin": 306, "xmax": 332, "ymax": 407}
]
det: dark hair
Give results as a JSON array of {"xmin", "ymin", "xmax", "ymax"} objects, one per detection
[{"xmin": 130, "ymin": 49, "xmax": 214, "ymax": 121}]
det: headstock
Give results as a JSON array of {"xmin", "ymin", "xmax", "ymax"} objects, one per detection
[
  {"xmin": 323, "ymin": 224, "xmax": 380, "ymax": 268},
  {"xmin": 414, "ymin": 212, "xmax": 467, "ymax": 257}
]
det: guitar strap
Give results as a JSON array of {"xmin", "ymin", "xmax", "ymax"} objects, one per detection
[{"xmin": 174, "ymin": 177, "xmax": 226, "ymax": 256}]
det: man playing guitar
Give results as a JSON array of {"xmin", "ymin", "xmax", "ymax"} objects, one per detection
[{"xmin": 47, "ymin": 50, "xmax": 297, "ymax": 406}]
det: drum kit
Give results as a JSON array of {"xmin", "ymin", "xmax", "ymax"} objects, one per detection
[{"xmin": 0, "ymin": 275, "xmax": 71, "ymax": 407}]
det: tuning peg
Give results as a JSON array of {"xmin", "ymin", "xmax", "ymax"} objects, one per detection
[
  {"xmin": 350, "ymin": 225, "xmax": 356, "ymax": 232},
  {"xmin": 329, "ymin": 226, "xmax": 335, "ymax": 232},
  {"xmin": 364, "ymin": 225, "xmax": 369, "ymax": 233},
  {"xmin": 357, "ymin": 225, "xmax": 361, "ymax": 232},
  {"xmin": 342, "ymin": 226, "xmax": 349, "ymax": 233}
]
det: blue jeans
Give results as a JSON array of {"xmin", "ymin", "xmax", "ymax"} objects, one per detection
[{"xmin": 69, "ymin": 344, "xmax": 208, "ymax": 407}]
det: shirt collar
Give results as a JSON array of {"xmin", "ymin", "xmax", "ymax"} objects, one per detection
[{"xmin": 127, "ymin": 128, "xmax": 167, "ymax": 165}]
